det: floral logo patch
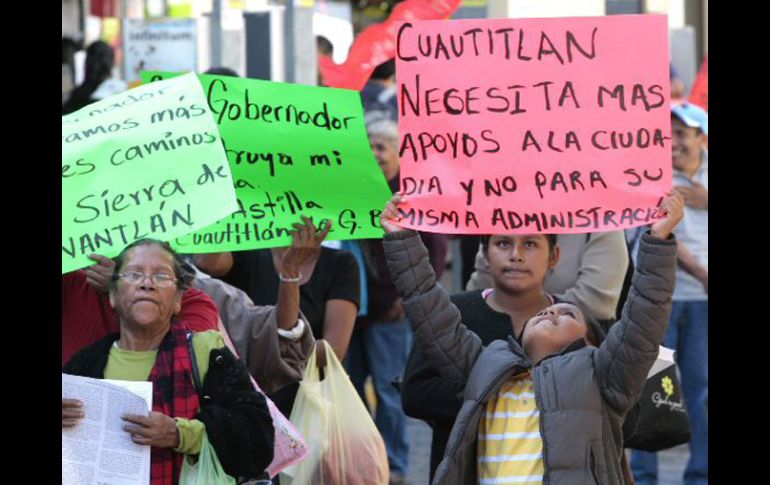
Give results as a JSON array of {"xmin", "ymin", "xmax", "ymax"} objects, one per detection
[{"xmin": 662, "ymin": 376, "xmax": 674, "ymax": 397}]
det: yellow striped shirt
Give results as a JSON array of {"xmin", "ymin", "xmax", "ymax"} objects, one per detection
[{"xmin": 477, "ymin": 372, "xmax": 544, "ymax": 484}]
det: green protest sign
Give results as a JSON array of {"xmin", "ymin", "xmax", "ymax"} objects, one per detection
[
  {"xmin": 62, "ymin": 72, "xmax": 238, "ymax": 274},
  {"xmin": 141, "ymin": 71, "xmax": 393, "ymax": 253}
]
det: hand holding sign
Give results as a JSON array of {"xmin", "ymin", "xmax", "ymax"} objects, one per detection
[
  {"xmin": 381, "ymin": 193, "xmax": 408, "ymax": 234},
  {"xmin": 272, "ymin": 216, "xmax": 332, "ymax": 281},
  {"xmin": 84, "ymin": 254, "xmax": 115, "ymax": 292},
  {"xmin": 650, "ymin": 191, "xmax": 684, "ymax": 240}
]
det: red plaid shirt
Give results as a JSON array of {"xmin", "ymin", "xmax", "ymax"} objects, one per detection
[{"xmin": 148, "ymin": 325, "xmax": 201, "ymax": 485}]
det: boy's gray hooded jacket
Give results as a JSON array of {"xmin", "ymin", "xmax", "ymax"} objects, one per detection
[{"xmin": 384, "ymin": 230, "xmax": 676, "ymax": 484}]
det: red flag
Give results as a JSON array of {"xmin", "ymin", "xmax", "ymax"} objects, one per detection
[
  {"xmin": 319, "ymin": 0, "xmax": 462, "ymax": 90},
  {"xmin": 689, "ymin": 54, "xmax": 708, "ymax": 111}
]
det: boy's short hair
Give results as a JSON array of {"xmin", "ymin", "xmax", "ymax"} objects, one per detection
[{"xmin": 480, "ymin": 234, "xmax": 558, "ymax": 255}]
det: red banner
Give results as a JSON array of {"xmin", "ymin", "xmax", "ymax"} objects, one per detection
[
  {"xmin": 319, "ymin": 0, "xmax": 462, "ymax": 91},
  {"xmin": 688, "ymin": 55, "xmax": 708, "ymax": 111}
]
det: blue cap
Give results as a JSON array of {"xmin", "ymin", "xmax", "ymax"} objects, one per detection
[{"xmin": 672, "ymin": 103, "xmax": 708, "ymax": 135}]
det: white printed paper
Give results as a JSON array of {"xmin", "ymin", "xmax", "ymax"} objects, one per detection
[{"xmin": 62, "ymin": 374, "xmax": 153, "ymax": 485}]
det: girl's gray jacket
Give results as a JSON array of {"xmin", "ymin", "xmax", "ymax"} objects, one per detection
[{"xmin": 383, "ymin": 230, "xmax": 676, "ymax": 484}]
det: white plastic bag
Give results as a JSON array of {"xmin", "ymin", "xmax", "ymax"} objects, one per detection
[{"xmin": 280, "ymin": 341, "xmax": 389, "ymax": 485}]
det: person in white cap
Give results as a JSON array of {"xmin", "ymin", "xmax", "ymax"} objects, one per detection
[{"xmin": 631, "ymin": 102, "xmax": 708, "ymax": 485}]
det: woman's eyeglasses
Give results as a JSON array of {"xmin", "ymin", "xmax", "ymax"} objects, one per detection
[{"xmin": 114, "ymin": 271, "xmax": 178, "ymax": 286}]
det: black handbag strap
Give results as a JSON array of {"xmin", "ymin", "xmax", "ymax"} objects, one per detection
[{"xmin": 185, "ymin": 331, "xmax": 203, "ymax": 396}]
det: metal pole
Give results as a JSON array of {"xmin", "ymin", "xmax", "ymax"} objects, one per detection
[
  {"xmin": 284, "ymin": 0, "xmax": 295, "ymax": 82},
  {"xmin": 212, "ymin": 0, "xmax": 223, "ymax": 67}
]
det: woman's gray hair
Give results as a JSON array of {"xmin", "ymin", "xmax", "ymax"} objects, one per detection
[{"xmin": 365, "ymin": 110, "xmax": 399, "ymax": 143}]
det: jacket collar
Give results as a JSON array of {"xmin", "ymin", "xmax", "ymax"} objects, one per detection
[
  {"xmin": 507, "ymin": 335, "xmax": 529, "ymax": 362},
  {"xmin": 535, "ymin": 338, "xmax": 588, "ymax": 366}
]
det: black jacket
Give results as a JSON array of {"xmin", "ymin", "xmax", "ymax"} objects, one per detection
[{"xmin": 63, "ymin": 332, "xmax": 275, "ymax": 479}]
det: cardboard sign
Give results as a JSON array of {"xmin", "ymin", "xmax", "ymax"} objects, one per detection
[
  {"xmin": 395, "ymin": 15, "xmax": 672, "ymax": 234},
  {"xmin": 142, "ymin": 71, "xmax": 393, "ymax": 253},
  {"xmin": 62, "ymin": 73, "xmax": 238, "ymax": 273},
  {"xmin": 319, "ymin": 0, "xmax": 461, "ymax": 90}
]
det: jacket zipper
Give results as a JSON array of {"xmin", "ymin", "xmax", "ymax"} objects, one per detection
[{"xmin": 533, "ymin": 364, "xmax": 549, "ymax": 484}]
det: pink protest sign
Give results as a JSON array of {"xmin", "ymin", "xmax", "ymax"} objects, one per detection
[{"xmin": 395, "ymin": 15, "xmax": 672, "ymax": 234}]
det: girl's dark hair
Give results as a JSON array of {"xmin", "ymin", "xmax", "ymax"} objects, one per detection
[
  {"xmin": 480, "ymin": 234, "xmax": 558, "ymax": 255},
  {"xmin": 110, "ymin": 239, "xmax": 189, "ymax": 291}
]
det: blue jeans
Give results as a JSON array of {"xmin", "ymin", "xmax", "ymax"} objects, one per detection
[
  {"xmin": 345, "ymin": 319, "xmax": 412, "ymax": 476},
  {"xmin": 631, "ymin": 301, "xmax": 708, "ymax": 485}
]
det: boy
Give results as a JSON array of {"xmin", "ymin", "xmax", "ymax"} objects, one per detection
[{"xmin": 380, "ymin": 192, "xmax": 683, "ymax": 484}]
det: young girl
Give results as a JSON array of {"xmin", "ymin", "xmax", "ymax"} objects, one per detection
[
  {"xmin": 384, "ymin": 192, "xmax": 683, "ymax": 484},
  {"xmin": 402, "ymin": 232, "xmax": 566, "ymax": 480}
]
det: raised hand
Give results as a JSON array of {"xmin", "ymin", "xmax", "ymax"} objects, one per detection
[
  {"xmin": 651, "ymin": 191, "xmax": 685, "ymax": 240},
  {"xmin": 380, "ymin": 193, "xmax": 407, "ymax": 234},
  {"xmin": 272, "ymin": 216, "xmax": 332, "ymax": 280},
  {"xmin": 85, "ymin": 253, "xmax": 116, "ymax": 292}
]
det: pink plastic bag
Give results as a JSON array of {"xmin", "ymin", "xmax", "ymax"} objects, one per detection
[{"xmin": 217, "ymin": 318, "xmax": 308, "ymax": 477}]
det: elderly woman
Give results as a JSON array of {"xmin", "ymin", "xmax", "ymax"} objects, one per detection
[{"xmin": 62, "ymin": 239, "xmax": 274, "ymax": 484}]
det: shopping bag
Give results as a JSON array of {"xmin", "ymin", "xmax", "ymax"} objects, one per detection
[
  {"xmin": 280, "ymin": 341, "xmax": 389, "ymax": 485},
  {"xmin": 215, "ymin": 317, "xmax": 308, "ymax": 477},
  {"xmin": 262, "ymin": 377, "xmax": 309, "ymax": 477},
  {"xmin": 623, "ymin": 363, "xmax": 692, "ymax": 451},
  {"xmin": 179, "ymin": 432, "xmax": 237, "ymax": 485}
]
